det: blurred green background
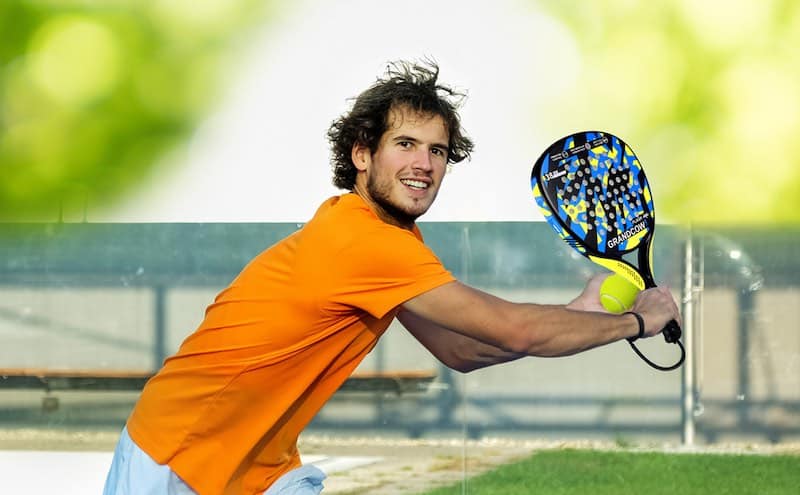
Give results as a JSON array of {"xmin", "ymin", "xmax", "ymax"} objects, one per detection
[
  {"xmin": 1, "ymin": 0, "xmax": 799, "ymax": 223},
  {"xmin": 536, "ymin": 0, "xmax": 800, "ymax": 224},
  {"xmin": 0, "ymin": 0, "xmax": 272, "ymax": 221}
]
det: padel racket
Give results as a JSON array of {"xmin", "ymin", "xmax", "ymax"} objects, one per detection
[{"xmin": 531, "ymin": 130, "xmax": 684, "ymax": 371}]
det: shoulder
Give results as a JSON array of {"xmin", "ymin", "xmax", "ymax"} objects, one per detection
[{"xmin": 306, "ymin": 194, "xmax": 428, "ymax": 251}]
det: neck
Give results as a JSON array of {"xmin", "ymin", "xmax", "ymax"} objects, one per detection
[{"xmin": 351, "ymin": 185, "xmax": 415, "ymax": 231}]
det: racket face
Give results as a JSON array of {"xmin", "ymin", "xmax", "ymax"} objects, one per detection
[{"xmin": 531, "ymin": 131, "xmax": 655, "ymax": 258}]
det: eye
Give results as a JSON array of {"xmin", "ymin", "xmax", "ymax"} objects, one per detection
[
  {"xmin": 431, "ymin": 147, "xmax": 448, "ymax": 159},
  {"xmin": 398, "ymin": 141, "xmax": 413, "ymax": 149}
]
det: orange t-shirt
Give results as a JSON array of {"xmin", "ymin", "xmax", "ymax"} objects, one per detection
[{"xmin": 126, "ymin": 193, "xmax": 455, "ymax": 495}]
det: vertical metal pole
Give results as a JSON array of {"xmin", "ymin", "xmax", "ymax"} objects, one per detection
[
  {"xmin": 460, "ymin": 226, "xmax": 470, "ymax": 495},
  {"xmin": 437, "ymin": 226, "xmax": 470, "ymax": 429},
  {"xmin": 737, "ymin": 290, "xmax": 754, "ymax": 425},
  {"xmin": 374, "ymin": 327, "xmax": 386, "ymax": 424},
  {"xmin": 154, "ymin": 285, "xmax": 167, "ymax": 370},
  {"xmin": 681, "ymin": 231, "xmax": 696, "ymax": 446}
]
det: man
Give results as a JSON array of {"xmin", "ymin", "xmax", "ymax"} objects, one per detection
[{"xmin": 104, "ymin": 60, "xmax": 680, "ymax": 495}]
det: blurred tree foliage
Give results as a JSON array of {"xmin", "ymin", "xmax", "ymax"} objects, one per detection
[
  {"xmin": 534, "ymin": 0, "xmax": 800, "ymax": 224},
  {"xmin": 0, "ymin": 0, "xmax": 272, "ymax": 221}
]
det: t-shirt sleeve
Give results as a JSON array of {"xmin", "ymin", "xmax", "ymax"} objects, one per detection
[{"xmin": 327, "ymin": 225, "xmax": 455, "ymax": 319}]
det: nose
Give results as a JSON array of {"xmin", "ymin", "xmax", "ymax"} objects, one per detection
[{"xmin": 412, "ymin": 148, "xmax": 434, "ymax": 171}]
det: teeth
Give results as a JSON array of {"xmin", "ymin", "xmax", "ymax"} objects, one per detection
[{"xmin": 401, "ymin": 179, "xmax": 428, "ymax": 189}]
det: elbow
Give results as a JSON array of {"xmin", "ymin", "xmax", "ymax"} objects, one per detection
[
  {"xmin": 504, "ymin": 336, "xmax": 532, "ymax": 355},
  {"xmin": 439, "ymin": 352, "xmax": 482, "ymax": 374},
  {"xmin": 502, "ymin": 324, "xmax": 541, "ymax": 356},
  {"xmin": 490, "ymin": 308, "xmax": 544, "ymax": 356},
  {"xmin": 439, "ymin": 344, "xmax": 500, "ymax": 374},
  {"xmin": 503, "ymin": 327, "xmax": 562, "ymax": 358},
  {"xmin": 507, "ymin": 335, "xmax": 568, "ymax": 358},
  {"xmin": 445, "ymin": 364, "xmax": 470, "ymax": 374},
  {"xmin": 498, "ymin": 309, "xmax": 569, "ymax": 358},
  {"xmin": 448, "ymin": 362, "xmax": 481, "ymax": 374}
]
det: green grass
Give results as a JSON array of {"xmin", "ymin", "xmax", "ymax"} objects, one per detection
[{"xmin": 418, "ymin": 449, "xmax": 800, "ymax": 495}]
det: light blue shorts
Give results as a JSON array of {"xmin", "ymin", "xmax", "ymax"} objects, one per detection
[{"xmin": 103, "ymin": 427, "xmax": 326, "ymax": 494}]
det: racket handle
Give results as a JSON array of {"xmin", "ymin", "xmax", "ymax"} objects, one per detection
[{"xmin": 662, "ymin": 319, "xmax": 682, "ymax": 343}]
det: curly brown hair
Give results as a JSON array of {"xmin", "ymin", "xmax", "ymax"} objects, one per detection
[{"xmin": 327, "ymin": 60, "xmax": 474, "ymax": 190}]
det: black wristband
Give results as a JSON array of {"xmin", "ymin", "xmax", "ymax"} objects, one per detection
[{"xmin": 624, "ymin": 312, "xmax": 645, "ymax": 342}]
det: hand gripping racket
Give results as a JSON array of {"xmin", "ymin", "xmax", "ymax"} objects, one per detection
[{"xmin": 531, "ymin": 131, "xmax": 684, "ymax": 371}]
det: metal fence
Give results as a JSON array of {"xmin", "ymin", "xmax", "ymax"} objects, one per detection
[{"xmin": 0, "ymin": 223, "xmax": 797, "ymax": 445}]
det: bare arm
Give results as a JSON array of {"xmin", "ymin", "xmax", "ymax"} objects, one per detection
[
  {"xmin": 400, "ymin": 276, "xmax": 680, "ymax": 369},
  {"xmin": 398, "ymin": 273, "xmax": 622, "ymax": 373},
  {"xmin": 397, "ymin": 309, "xmax": 525, "ymax": 373}
]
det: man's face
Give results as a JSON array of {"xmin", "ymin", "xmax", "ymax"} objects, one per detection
[{"xmin": 353, "ymin": 106, "xmax": 449, "ymax": 229}]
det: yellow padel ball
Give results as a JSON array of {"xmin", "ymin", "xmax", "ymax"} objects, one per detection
[{"xmin": 599, "ymin": 273, "xmax": 641, "ymax": 314}]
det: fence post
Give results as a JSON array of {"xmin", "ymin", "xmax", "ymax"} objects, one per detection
[
  {"xmin": 153, "ymin": 285, "xmax": 167, "ymax": 370},
  {"xmin": 681, "ymin": 230, "xmax": 697, "ymax": 446}
]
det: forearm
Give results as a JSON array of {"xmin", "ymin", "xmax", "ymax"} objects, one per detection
[
  {"xmin": 398, "ymin": 310, "xmax": 525, "ymax": 373},
  {"xmin": 401, "ymin": 281, "xmax": 643, "ymax": 365},
  {"xmin": 446, "ymin": 332, "xmax": 526, "ymax": 372},
  {"xmin": 512, "ymin": 304, "xmax": 638, "ymax": 357}
]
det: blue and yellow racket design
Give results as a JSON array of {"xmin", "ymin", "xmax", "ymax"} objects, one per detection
[{"xmin": 531, "ymin": 131, "xmax": 683, "ymax": 371}]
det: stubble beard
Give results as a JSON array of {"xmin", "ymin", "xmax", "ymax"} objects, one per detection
[{"xmin": 366, "ymin": 173, "xmax": 435, "ymax": 227}]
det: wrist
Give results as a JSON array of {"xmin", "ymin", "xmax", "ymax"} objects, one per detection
[{"xmin": 624, "ymin": 312, "xmax": 645, "ymax": 342}]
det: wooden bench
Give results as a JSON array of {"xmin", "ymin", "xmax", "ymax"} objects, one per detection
[{"xmin": 0, "ymin": 368, "xmax": 438, "ymax": 411}]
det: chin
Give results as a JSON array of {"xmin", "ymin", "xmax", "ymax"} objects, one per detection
[{"xmin": 405, "ymin": 200, "xmax": 433, "ymax": 217}]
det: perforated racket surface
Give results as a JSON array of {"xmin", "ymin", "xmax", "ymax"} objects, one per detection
[{"xmin": 531, "ymin": 131, "xmax": 683, "ymax": 370}]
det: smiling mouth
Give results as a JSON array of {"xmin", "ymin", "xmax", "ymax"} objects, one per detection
[{"xmin": 400, "ymin": 179, "xmax": 429, "ymax": 190}]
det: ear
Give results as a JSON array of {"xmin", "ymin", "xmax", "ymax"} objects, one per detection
[{"xmin": 351, "ymin": 142, "xmax": 370, "ymax": 172}]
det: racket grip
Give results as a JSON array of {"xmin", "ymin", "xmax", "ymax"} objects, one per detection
[{"xmin": 662, "ymin": 319, "xmax": 682, "ymax": 343}]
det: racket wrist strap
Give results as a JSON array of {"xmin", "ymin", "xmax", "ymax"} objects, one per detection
[{"xmin": 624, "ymin": 311, "xmax": 645, "ymax": 342}]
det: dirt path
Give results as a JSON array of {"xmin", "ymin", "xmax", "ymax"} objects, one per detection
[
  {"xmin": 1, "ymin": 429, "xmax": 797, "ymax": 495},
  {"xmin": 298, "ymin": 436, "xmax": 535, "ymax": 494}
]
